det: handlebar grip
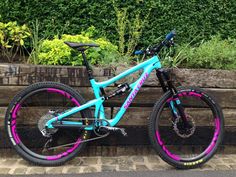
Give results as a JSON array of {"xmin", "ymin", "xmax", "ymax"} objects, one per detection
[
  {"xmin": 134, "ymin": 50, "xmax": 144, "ymax": 55},
  {"xmin": 165, "ymin": 30, "xmax": 176, "ymax": 41}
]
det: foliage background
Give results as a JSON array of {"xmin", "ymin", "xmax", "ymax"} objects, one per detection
[{"xmin": 0, "ymin": 0, "xmax": 235, "ymax": 47}]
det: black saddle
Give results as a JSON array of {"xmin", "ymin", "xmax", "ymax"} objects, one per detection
[{"xmin": 64, "ymin": 41, "xmax": 99, "ymax": 50}]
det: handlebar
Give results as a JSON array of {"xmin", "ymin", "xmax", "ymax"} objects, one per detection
[
  {"xmin": 134, "ymin": 50, "xmax": 144, "ymax": 55},
  {"xmin": 134, "ymin": 30, "xmax": 176, "ymax": 56}
]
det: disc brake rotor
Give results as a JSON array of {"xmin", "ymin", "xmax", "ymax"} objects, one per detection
[{"xmin": 173, "ymin": 115, "xmax": 196, "ymax": 138}]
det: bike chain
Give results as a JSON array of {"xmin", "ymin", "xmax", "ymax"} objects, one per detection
[{"xmin": 46, "ymin": 118, "xmax": 110, "ymax": 150}]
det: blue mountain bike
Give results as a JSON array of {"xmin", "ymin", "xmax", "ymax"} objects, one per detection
[{"xmin": 5, "ymin": 31, "xmax": 224, "ymax": 169}]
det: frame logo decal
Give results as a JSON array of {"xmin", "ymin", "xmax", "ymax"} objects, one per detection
[{"xmin": 124, "ymin": 72, "xmax": 149, "ymax": 109}]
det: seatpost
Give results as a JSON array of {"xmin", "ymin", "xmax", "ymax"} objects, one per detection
[{"xmin": 80, "ymin": 50, "xmax": 94, "ymax": 80}]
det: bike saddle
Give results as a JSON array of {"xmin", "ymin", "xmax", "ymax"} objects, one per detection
[{"xmin": 64, "ymin": 42, "xmax": 99, "ymax": 50}]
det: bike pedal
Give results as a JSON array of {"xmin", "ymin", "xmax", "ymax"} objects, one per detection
[{"xmin": 100, "ymin": 126, "xmax": 128, "ymax": 137}]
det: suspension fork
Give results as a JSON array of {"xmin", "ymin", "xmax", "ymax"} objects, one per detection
[
  {"xmin": 156, "ymin": 68, "xmax": 177, "ymax": 94},
  {"xmin": 156, "ymin": 69, "xmax": 188, "ymax": 123}
]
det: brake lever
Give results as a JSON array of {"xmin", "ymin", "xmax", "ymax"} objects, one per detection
[
  {"xmin": 165, "ymin": 38, "xmax": 175, "ymax": 48},
  {"xmin": 146, "ymin": 47, "xmax": 151, "ymax": 55},
  {"xmin": 170, "ymin": 38, "xmax": 175, "ymax": 46},
  {"xmin": 146, "ymin": 45, "xmax": 157, "ymax": 56}
]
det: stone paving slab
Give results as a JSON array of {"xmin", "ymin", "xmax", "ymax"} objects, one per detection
[{"xmin": 0, "ymin": 154, "xmax": 236, "ymax": 175}]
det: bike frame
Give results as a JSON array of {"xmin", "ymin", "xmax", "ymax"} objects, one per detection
[{"xmin": 46, "ymin": 55, "xmax": 162, "ymax": 130}]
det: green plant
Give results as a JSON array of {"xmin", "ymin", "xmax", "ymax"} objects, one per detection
[
  {"xmin": 114, "ymin": 6, "xmax": 127, "ymax": 55},
  {"xmin": 167, "ymin": 35, "xmax": 236, "ymax": 69},
  {"xmin": 37, "ymin": 28, "xmax": 123, "ymax": 66},
  {"xmin": 0, "ymin": 21, "xmax": 31, "ymax": 62},
  {"xmin": 160, "ymin": 48, "xmax": 183, "ymax": 68},
  {"xmin": 126, "ymin": 13, "xmax": 146, "ymax": 56},
  {"xmin": 38, "ymin": 38, "xmax": 71, "ymax": 65},
  {"xmin": 28, "ymin": 19, "xmax": 43, "ymax": 64},
  {"xmin": 113, "ymin": 1, "xmax": 150, "ymax": 56}
]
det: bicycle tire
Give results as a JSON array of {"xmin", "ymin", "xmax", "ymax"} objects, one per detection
[
  {"xmin": 5, "ymin": 82, "xmax": 92, "ymax": 166},
  {"xmin": 148, "ymin": 86, "xmax": 224, "ymax": 169}
]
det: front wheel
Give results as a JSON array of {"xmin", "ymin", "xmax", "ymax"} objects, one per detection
[{"xmin": 148, "ymin": 87, "xmax": 224, "ymax": 169}]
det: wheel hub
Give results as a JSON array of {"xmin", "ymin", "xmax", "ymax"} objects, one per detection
[
  {"xmin": 173, "ymin": 115, "xmax": 196, "ymax": 138},
  {"xmin": 38, "ymin": 110, "xmax": 58, "ymax": 137}
]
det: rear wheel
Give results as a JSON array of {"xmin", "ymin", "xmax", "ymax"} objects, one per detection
[
  {"xmin": 5, "ymin": 82, "xmax": 91, "ymax": 166},
  {"xmin": 148, "ymin": 87, "xmax": 224, "ymax": 169}
]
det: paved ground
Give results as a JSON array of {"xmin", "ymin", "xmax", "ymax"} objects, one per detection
[
  {"xmin": 0, "ymin": 154, "xmax": 236, "ymax": 175},
  {"xmin": 1, "ymin": 171, "xmax": 236, "ymax": 177}
]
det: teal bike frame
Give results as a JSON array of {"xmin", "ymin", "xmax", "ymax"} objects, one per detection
[{"xmin": 46, "ymin": 55, "xmax": 162, "ymax": 130}]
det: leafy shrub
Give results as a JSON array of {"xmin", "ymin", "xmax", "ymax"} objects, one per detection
[
  {"xmin": 37, "ymin": 27, "xmax": 126, "ymax": 66},
  {"xmin": 0, "ymin": 21, "xmax": 31, "ymax": 62},
  {"xmin": 164, "ymin": 36, "xmax": 236, "ymax": 69}
]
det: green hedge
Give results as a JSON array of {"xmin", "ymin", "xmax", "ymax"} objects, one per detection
[{"xmin": 0, "ymin": 0, "xmax": 236, "ymax": 47}]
